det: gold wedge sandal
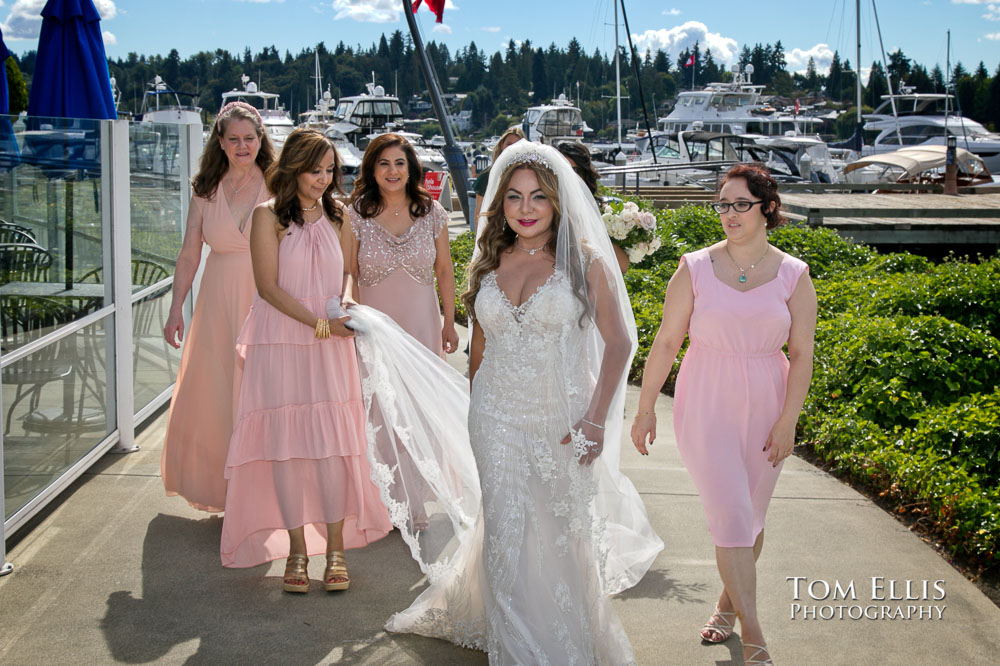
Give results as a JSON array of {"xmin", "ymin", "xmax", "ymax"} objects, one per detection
[
  {"xmin": 324, "ymin": 551, "xmax": 350, "ymax": 591},
  {"xmin": 283, "ymin": 553, "xmax": 309, "ymax": 593}
]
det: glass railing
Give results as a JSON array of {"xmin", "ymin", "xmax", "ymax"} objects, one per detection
[{"xmin": 1, "ymin": 116, "xmax": 196, "ymax": 545}]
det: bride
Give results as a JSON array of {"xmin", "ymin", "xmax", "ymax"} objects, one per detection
[{"xmin": 363, "ymin": 141, "xmax": 662, "ymax": 664}]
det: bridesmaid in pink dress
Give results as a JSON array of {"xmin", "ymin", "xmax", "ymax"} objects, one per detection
[
  {"xmin": 161, "ymin": 102, "xmax": 275, "ymax": 512},
  {"xmin": 341, "ymin": 133, "xmax": 458, "ymax": 357},
  {"xmin": 221, "ymin": 129, "xmax": 391, "ymax": 593},
  {"xmin": 631, "ymin": 164, "xmax": 817, "ymax": 665}
]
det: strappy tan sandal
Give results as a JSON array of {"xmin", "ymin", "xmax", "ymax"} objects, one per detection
[
  {"xmin": 700, "ymin": 605, "xmax": 738, "ymax": 643},
  {"xmin": 324, "ymin": 551, "xmax": 350, "ymax": 591},
  {"xmin": 744, "ymin": 643, "xmax": 773, "ymax": 665},
  {"xmin": 283, "ymin": 553, "xmax": 309, "ymax": 593}
]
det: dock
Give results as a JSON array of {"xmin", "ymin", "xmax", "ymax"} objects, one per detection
[{"xmin": 779, "ymin": 191, "xmax": 1000, "ymax": 247}]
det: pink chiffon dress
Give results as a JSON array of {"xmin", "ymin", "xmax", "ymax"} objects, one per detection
[
  {"xmin": 220, "ymin": 214, "xmax": 392, "ymax": 568},
  {"xmin": 161, "ymin": 178, "xmax": 268, "ymax": 513},
  {"xmin": 349, "ymin": 201, "xmax": 448, "ymax": 356},
  {"xmin": 673, "ymin": 247, "xmax": 808, "ymax": 548}
]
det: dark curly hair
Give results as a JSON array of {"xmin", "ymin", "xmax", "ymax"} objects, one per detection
[
  {"xmin": 720, "ymin": 163, "xmax": 785, "ymax": 229},
  {"xmin": 350, "ymin": 133, "xmax": 432, "ymax": 220},
  {"xmin": 556, "ymin": 142, "xmax": 600, "ymax": 200}
]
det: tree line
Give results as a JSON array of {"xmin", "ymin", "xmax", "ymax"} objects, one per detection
[{"xmin": 9, "ymin": 31, "xmax": 1000, "ymax": 136}]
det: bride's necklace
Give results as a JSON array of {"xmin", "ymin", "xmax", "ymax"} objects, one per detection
[
  {"xmin": 725, "ymin": 243, "xmax": 769, "ymax": 284},
  {"xmin": 301, "ymin": 199, "xmax": 319, "ymax": 212},
  {"xmin": 516, "ymin": 238, "xmax": 547, "ymax": 256},
  {"xmin": 227, "ymin": 169, "xmax": 256, "ymax": 197}
]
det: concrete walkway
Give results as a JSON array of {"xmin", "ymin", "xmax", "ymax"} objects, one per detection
[{"xmin": 2, "ymin": 326, "xmax": 999, "ymax": 665}]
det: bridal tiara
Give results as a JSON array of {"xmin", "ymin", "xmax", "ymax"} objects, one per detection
[{"xmin": 504, "ymin": 150, "xmax": 554, "ymax": 173}]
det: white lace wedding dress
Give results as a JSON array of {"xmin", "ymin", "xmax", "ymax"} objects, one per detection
[{"xmin": 386, "ymin": 270, "xmax": 639, "ymax": 665}]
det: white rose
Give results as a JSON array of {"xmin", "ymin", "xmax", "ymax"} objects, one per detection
[
  {"xmin": 621, "ymin": 209, "xmax": 636, "ymax": 223},
  {"xmin": 627, "ymin": 246, "xmax": 644, "ymax": 263},
  {"xmin": 624, "ymin": 201, "xmax": 640, "ymax": 213},
  {"xmin": 650, "ymin": 236, "xmax": 662, "ymax": 251},
  {"xmin": 638, "ymin": 211, "xmax": 657, "ymax": 231}
]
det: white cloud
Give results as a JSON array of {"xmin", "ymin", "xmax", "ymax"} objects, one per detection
[
  {"xmin": 986, "ymin": 31, "xmax": 1000, "ymax": 39},
  {"xmin": 482, "ymin": 26, "xmax": 500, "ymax": 33},
  {"xmin": 332, "ymin": 0, "xmax": 399, "ymax": 23},
  {"xmin": 630, "ymin": 21, "xmax": 739, "ymax": 64},
  {"xmin": 786, "ymin": 43, "xmax": 835, "ymax": 75},
  {"xmin": 984, "ymin": 3, "xmax": 1000, "ymax": 19},
  {"xmin": 662, "ymin": 8, "xmax": 681, "ymax": 15},
  {"xmin": 2, "ymin": 0, "xmax": 117, "ymax": 40},
  {"xmin": 102, "ymin": 30, "xmax": 116, "ymax": 46},
  {"xmin": 433, "ymin": 23, "xmax": 452, "ymax": 34}
]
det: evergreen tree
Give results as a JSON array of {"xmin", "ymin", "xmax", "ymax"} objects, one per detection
[
  {"xmin": 4, "ymin": 56, "xmax": 28, "ymax": 114},
  {"xmin": 827, "ymin": 51, "xmax": 843, "ymax": 100},
  {"xmin": 805, "ymin": 57, "xmax": 818, "ymax": 92}
]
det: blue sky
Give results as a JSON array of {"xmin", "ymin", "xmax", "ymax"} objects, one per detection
[{"xmin": 2, "ymin": 0, "xmax": 998, "ymax": 79}]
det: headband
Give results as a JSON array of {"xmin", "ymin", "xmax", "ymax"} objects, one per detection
[
  {"xmin": 503, "ymin": 150, "xmax": 554, "ymax": 174},
  {"xmin": 216, "ymin": 101, "xmax": 264, "ymax": 131}
]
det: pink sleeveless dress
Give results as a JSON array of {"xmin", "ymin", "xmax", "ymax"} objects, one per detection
[
  {"xmin": 161, "ymin": 178, "xmax": 268, "ymax": 512},
  {"xmin": 220, "ymin": 214, "xmax": 392, "ymax": 568},
  {"xmin": 349, "ymin": 201, "xmax": 448, "ymax": 356},
  {"xmin": 673, "ymin": 248, "xmax": 809, "ymax": 548}
]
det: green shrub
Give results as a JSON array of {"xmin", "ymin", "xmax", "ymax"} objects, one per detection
[
  {"xmin": 808, "ymin": 315, "xmax": 1000, "ymax": 429},
  {"xmin": 906, "ymin": 390, "xmax": 1000, "ymax": 478},
  {"xmin": 769, "ymin": 223, "xmax": 874, "ymax": 279},
  {"xmin": 450, "ymin": 231, "xmax": 476, "ymax": 326}
]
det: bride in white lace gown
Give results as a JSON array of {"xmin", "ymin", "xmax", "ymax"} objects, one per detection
[{"xmin": 381, "ymin": 142, "xmax": 663, "ymax": 664}]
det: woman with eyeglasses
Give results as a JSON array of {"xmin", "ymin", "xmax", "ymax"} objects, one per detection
[{"xmin": 629, "ymin": 163, "xmax": 817, "ymax": 665}]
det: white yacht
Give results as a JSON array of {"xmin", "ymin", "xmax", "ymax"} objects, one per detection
[
  {"xmin": 298, "ymin": 86, "xmax": 340, "ymax": 131},
  {"xmin": 658, "ymin": 65, "xmax": 823, "ymax": 137},
  {"xmin": 861, "ymin": 90, "xmax": 1000, "ymax": 173},
  {"xmin": 522, "ymin": 94, "xmax": 593, "ymax": 144},
  {"xmin": 222, "ymin": 74, "xmax": 294, "ymax": 150},
  {"xmin": 327, "ymin": 83, "xmax": 405, "ymax": 146},
  {"xmin": 137, "ymin": 75, "xmax": 202, "ymax": 125}
]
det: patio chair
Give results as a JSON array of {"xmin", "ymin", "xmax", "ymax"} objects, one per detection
[
  {"xmin": 0, "ymin": 243, "xmax": 53, "ymax": 285},
  {"xmin": 0, "ymin": 227, "xmax": 38, "ymax": 245}
]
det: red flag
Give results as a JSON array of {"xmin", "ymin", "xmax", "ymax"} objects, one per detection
[
  {"xmin": 794, "ymin": 98, "xmax": 800, "ymax": 114},
  {"xmin": 412, "ymin": 0, "xmax": 445, "ymax": 23},
  {"xmin": 684, "ymin": 54, "xmax": 695, "ymax": 67}
]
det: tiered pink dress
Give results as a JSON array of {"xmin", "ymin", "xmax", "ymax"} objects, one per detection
[
  {"xmin": 161, "ymin": 179, "xmax": 268, "ymax": 512},
  {"xmin": 220, "ymin": 214, "xmax": 392, "ymax": 568},
  {"xmin": 349, "ymin": 201, "xmax": 448, "ymax": 356},
  {"xmin": 673, "ymin": 248, "xmax": 808, "ymax": 548}
]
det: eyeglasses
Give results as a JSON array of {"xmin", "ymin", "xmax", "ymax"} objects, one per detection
[{"xmin": 711, "ymin": 200, "xmax": 763, "ymax": 214}]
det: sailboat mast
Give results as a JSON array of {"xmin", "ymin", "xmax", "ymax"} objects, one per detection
[
  {"xmin": 614, "ymin": 0, "xmax": 622, "ymax": 149},
  {"xmin": 945, "ymin": 29, "xmax": 951, "ymax": 133},
  {"xmin": 855, "ymin": 0, "xmax": 863, "ymax": 150}
]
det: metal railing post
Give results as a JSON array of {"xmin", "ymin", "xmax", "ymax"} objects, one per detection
[
  {"xmin": 109, "ymin": 119, "xmax": 137, "ymax": 453},
  {"xmin": 0, "ymin": 384, "xmax": 11, "ymax": 576}
]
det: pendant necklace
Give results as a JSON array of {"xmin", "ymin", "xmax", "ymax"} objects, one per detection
[
  {"xmin": 725, "ymin": 243, "xmax": 769, "ymax": 284},
  {"xmin": 228, "ymin": 169, "xmax": 255, "ymax": 197},
  {"xmin": 517, "ymin": 239, "xmax": 546, "ymax": 255}
]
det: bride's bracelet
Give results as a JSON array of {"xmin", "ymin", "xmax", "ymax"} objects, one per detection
[
  {"xmin": 581, "ymin": 418, "xmax": 604, "ymax": 430},
  {"xmin": 634, "ymin": 411, "xmax": 655, "ymax": 418}
]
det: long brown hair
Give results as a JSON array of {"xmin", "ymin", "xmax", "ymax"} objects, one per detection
[
  {"xmin": 192, "ymin": 104, "xmax": 275, "ymax": 199},
  {"xmin": 492, "ymin": 126, "xmax": 525, "ymax": 163},
  {"xmin": 350, "ymin": 133, "xmax": 432, "ymax": 219},
  {"xmin": 265, "ymin": 128, "xmax": 344, "ymax": 228},
  {"xmin": 462, "ymin": 163, "xmax": 562, "ymax": 321}
]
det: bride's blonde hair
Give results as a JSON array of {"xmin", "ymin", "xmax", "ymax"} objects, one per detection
[{"xmin": 462, "ymin": 162, "xmax": 561, "ymax": 321}]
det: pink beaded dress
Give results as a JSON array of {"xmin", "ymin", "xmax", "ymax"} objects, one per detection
[
  {"xmin": 349, "ymin": 201, "xmax": 449, "ymax": 356},
  {"xmin": 161, "ymin": 178, "xmax": 268, "ymax": 512},
  {"xmin": 673, "ymin": 247, "xmax": 809, "ymax": 547},
  {"xmin": 220, "ymin": 213, "xmax": 392, "ymax": 568}
]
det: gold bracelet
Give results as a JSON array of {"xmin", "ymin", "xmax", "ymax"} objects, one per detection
[
  {"xmin": 634, "ymin": 411, "xmax": 655, "ymax": 417},
  {"xmin": 315, "ymin": 318, "xmax": 330, "ymax": 339}
]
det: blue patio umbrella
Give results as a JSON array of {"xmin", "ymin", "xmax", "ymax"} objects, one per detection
[
  {"xmin": 24, "ymin": 0, "xmax": 116, "ymax": 288},
  {"xmin": 0, "ymin": 26, "xmax": 22, "ymax": 169}
]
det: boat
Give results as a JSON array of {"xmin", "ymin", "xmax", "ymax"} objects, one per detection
[
  {"xmin": 221, "ymin": 74, "xmax": 294, "ymax": 150},
  {"xmin": 844, "ymin": 144, "xmax": 994, "ymax": 188},
  {"xmin": 137, "ymin": 75, "xmax": 202, "ymax": 126},
  {"xmin": 522, "ymin": 94, "xmax": 593, "ymax": 145},
  {"xmin": 320, "ymin": 127, "xmax": 363, "ymax": 193},
  {"xmin": 298, "ymin": 86, "xmax": 339, "ymax": 131},
  {"xmin": 861, "ymin": 89, "xmax": 1000, "ymax": 174},
  {"xmin": 326, "ymin": 82, "xmax": 405, "ymax": 146},
  {"xmin": 657, "ymin": 65, "xmax": 823, "ymax": 137}
]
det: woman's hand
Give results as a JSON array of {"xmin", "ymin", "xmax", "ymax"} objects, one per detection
[
  {"xmin": 560, "ymin": 419, "xmax": 605, "ymax": 466},
  {"xmin": 630, "ymin": 412, "xmax": 656, "ymax": 456},
  {"xmin": 163, "ymin": 308, "xmax": 185, "ymax": 348},
  {"xmin": 764, "ymin": 417, "xmax": 796, "ymax": 467},
  {"xmin": 329, "ymin": 316, "xmax": 355, "ymax": 338},
  {"xmin": 442, "ymin": 322, "xmax": 459, "ymax": 354}
]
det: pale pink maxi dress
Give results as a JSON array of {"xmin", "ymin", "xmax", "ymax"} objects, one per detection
[
  {"xmin": 673, "ymin": 247, "xmax": 808, "ymax": 547},
  {"xmin": 220, "ymin": 214, "xmax": 391, "ymax": 567},
  {"xmin": 349, "ymin": 200, "xmax": 448, "ymax": 356},
  {"xmin": 161, "ymin": 178, "xmax": 268, "ymax": 512}
]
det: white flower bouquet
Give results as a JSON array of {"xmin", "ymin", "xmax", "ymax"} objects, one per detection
[{"xmin": 601, "ymin": 200, "xmax": 662, "ymax": 264}]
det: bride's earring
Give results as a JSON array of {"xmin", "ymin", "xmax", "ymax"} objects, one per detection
[{"xmin": 502, "ymin": 216, "xmax": 509, "ymax": 230}]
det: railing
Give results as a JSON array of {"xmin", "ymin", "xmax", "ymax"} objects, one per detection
[{"xmin": 1, "ymin": 116, "xmax": 201, "ymax": 575}]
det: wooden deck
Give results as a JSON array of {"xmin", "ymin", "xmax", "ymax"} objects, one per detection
[{"xmin": 779, "ymin": 192, "xmax": 1000, "ymax": 246}]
